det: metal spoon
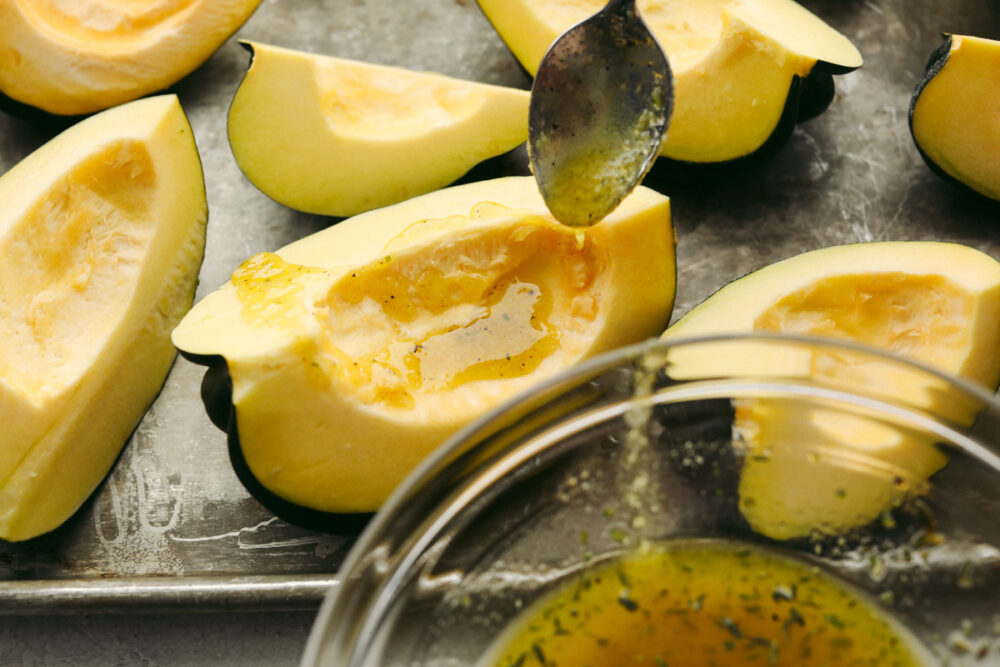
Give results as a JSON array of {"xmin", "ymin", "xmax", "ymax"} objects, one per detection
[{"xmin": 528, "ymin": 0, "xmax": 673, "ymax": 227}]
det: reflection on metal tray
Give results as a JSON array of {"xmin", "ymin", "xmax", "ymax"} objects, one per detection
[{"xmin": 0, "ymin": 0, "xmax": 998, "ymax": 612}]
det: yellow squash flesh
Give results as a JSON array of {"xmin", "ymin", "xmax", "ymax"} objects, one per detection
[
  {"xmin": 0, "ymin": 95, "xmax": 208, "ymax": 541},
  {"xmin": 910, "ymin": 35, "xmax": 1000, "ymax": 201},
  {"xmin": 228, "ymin": 42, "xmax": 530, "ymax": 217},
  {"xmin": 477, "ymin": 0, "xmax": 861, "ymax": 163},
  {"xmin": 173, "ymin": 176, "xmax": 675, "ymax": 514},
  {"xmin": 0, "ymin": 0, "xmax": 261, "ymax": 116},
  {"xmin": 662, "ymin": 242, "xmax": 1000, "ymax": 540}
]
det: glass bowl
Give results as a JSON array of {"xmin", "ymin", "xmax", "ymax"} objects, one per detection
[{"xmin": 302, "ymin": 334, "xmax": 1000, "ymax": 666}]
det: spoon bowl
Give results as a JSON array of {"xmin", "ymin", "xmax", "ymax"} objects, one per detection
[{"xmin": 528, "ymin": 0, "xmax": 673, "ymax": 227}]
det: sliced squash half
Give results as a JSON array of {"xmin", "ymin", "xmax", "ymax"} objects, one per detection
[
  {"xmin": 662, "ymin": 242, "xmax": 1000, "ymax": 540},
  {"xmin": 0, "ymin": 0, "xmax": 262, "ymax": 116},
  {"xmin": 0, "ymin": 95, "xmax": 208, "ymax": 541},
  {"xmin": 173, "ymin": 176, "xmax": 675, "ymax": 518},
  {"xmin": 477, "ymin": 0, "xmax": 862, "ymax": 163},
  {"xmin": 910, "ymin": 34, "xmax": 1000, "ymax": 201},
  {"xmin": 227, "ymin": 42, "xmax": 531, "ymax": 218}
]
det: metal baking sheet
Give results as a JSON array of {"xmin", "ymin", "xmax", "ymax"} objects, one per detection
[{"xmin": 0, "ymin": 0, "xmax": 997, "ymax": 613}]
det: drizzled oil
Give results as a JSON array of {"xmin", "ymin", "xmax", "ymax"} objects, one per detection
[
  {"xmin": 484, "ymin": 540, "xmax": 931, "ymax": 667},
  {"xmin": 231, "ymin": 251, "xmax": 324, "ymax": 332},
  {"xmin": 414, "ymin": 279, "xmax": 559, "ymax": 388}
]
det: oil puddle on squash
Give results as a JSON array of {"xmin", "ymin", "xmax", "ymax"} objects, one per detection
[
  {"xmin": 227, "ymin": 205, "xmax": 601, "ymax": 408},
  {"xmin": 173, "ymin": 176, "xmax": 676, "ymax": 517}
]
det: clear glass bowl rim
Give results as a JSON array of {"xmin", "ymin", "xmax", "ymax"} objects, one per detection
[{"xmin": 301, "ymin": 331, "xmax": 1000, "ymax": 666}]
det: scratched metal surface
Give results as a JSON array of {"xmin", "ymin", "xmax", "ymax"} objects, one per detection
[{"xmin": 0, "ymin": 0, "xmax": 997, "ymax": 615}]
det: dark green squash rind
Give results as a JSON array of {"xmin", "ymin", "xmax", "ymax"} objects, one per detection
[
  {"xmin": 643, "ymin": 73, "xmax": 809, "ymax": 182},
  {"xmin": 907, "ymin": 35, "xmax": 963, "ymax": 190},
  {"xmin": 910, "ymin": 33, "xmax": 954, "ymax": 119},
  {"xmin": 179, "ymin": 351, "xmax": 373, "ymax": 534},
  {"xmin": 695, "ymin": 72, "xmax": 807, "ymax": 163},
  {"xmin": 197, "ymin": 357, "xmax": 235, "ymax": 432},
  {"xmin": 0, "ymin": 90, "xmax": 83, "ymax": 129},
  {"xmin": 906, "ymin": 34, "xmax": 998, "ymax": 203},
  {"xmin": 651, "ymin": 55, "xmax": 858, "ymax": 173},
  {"xmin": 795, "ymin": 68, "xmax": 836, "ymax": 122},
  {"xmin": 226, "ymin": 408, "xmax": 373, "ymax": 534},
  {"xmin": 811, "ymin": 57, "xmax": 860, "ymax": 77}
]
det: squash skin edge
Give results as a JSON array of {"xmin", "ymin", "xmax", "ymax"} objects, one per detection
[
  {"xmin": 183, "ymin": 352, "xmax": 374, "ymax": 535},
  {"xmin": 908, "ymin": 35, "xmax": 964, "ymax": 194}
]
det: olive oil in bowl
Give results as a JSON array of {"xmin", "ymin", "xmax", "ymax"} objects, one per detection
[{"xmin": 484, "ymin": 540, "xmax": 932, "ymax": 667}]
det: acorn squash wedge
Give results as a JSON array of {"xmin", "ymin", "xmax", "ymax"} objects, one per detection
[
  {"xmin": 0, "ymin": 0, "xmax": 261, "ymax": 116},
  {"xmin": 0, "ymin": 95, "xmax": 208, "ymax": 541},
  {"xmin": 662, "ymin": 242, "xmax": 1000, "ymax": 540},
  {"xmin": 910, "ymin": 34, "xmax": 1000, "ymax": 201},
  {"xmin": 477, "ymin": 0, "xmax": 862, "ymax": 163},
  {"xmin": 172, "ymin": 176, "xmax": 675, "ymax": 522},
  {"xmin": 228, "ymin": 42, "xmax": 530, "ymax": 218}
]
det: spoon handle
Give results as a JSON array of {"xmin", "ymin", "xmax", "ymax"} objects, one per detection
[{"xmin": 527, "ymin": 0, "xmax": 671, "ymax": 226}]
